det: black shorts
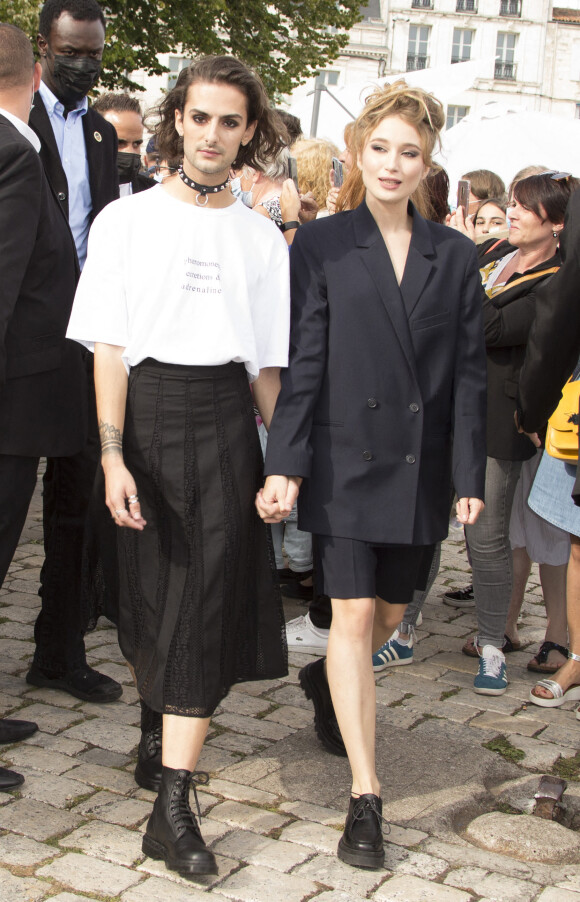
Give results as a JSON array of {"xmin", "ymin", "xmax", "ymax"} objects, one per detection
[{"xmin": 315, "ymin": 535, "xmax": 435, "ymax": 604}]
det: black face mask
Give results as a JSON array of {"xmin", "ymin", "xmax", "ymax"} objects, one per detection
[
  {"xmin": 117, "ymin": 152, "xmax": 142, "ymax": 184},
  {"xmin": 48, "ymin": 53, "xmax": 101, "ymax": 105}
]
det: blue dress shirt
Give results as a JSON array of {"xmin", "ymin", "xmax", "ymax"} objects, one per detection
[{"xmin": 38, "ymin": 80, "xmax": 92, "ymax": 269}]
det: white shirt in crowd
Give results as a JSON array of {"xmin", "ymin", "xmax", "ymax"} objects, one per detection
[{"xmin": 66, "ymin": 186, "xmax": 290, "ymax": 381}]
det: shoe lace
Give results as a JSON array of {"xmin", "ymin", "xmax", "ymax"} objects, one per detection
[
  {"xmin": 481, "ymin": 650, "xmax": 503, "ymax": 678},
  {"xmin": 286, "ymin": 615, "xmax": 307, "ymax": 634},
  {"xmin": 170, "ymin": 770, "xmax": 210, "ymax": 834},
  {"xmin": 352, "ymin": 796, "xmax": 391, "ymax": 837},
  {"xmin": 145, "ymin": 726, "xmax": 162, "ymax": 755}
]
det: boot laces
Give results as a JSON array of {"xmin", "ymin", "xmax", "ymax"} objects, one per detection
[
  {"xmin": 352, "ymin": 796, "xmax": 391, "ymax": 837},
  {"xmin": 481, "ymin": 649, "xmax": 503, "ymax": 678},
  {"xmin": 170, "ymin": 771, "xmax": 210, "ymax": 835},
  {"xmin": 145, "ymin": 726, "xmax": 162, "ymax": 756}
]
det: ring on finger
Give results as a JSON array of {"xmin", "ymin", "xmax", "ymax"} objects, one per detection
[
  {"xmin": 128, "ymin": 494, "xmax": 139, "ymax": 504},
  {"xmin": 114, "ymin": 508, "xmax": 125, "ymax": 517}
]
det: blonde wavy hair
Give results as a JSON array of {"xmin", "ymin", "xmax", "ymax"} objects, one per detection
[
  {"xmin": 291, "ymin": 137, "xmax": 340, "ymax": 208},
  {"xmin": 337, "ymin": 81, "xmax": 445, "ymax": 214}
]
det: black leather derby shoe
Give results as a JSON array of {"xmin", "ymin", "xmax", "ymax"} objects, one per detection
[
  {"xmin": 299, "ymin": 658, "xmax": 346, "ymax": 757},
  {"xmin": 0, "ymin": 766, "xmax": 24, "ymax": 791},
  {"xmin": 26, "ymin": 664, "xmax": 123, "ymax": 703},
  {"xmin": 338, "ymin": 794, "xmax": 386, "ymax": 869},
  {"xmin": 0, "ymin": 718, "xmax": 38, "ymax": 744}
]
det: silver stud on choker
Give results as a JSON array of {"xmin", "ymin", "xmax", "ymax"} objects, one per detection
[{"xmin": 178, "ymin": 166, "xmax": 230, "ymax": 206}]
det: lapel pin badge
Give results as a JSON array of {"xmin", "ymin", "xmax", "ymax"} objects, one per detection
[{"xmin": 94, "ymin": 131, "xmax": 102, "ymax": 142}]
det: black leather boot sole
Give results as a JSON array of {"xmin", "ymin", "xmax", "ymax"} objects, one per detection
[
  {"xmin": 142, "ymin": 832, "xmax": 218, "ymax": 874},
  {"xmin": 338, "ymin": 834, "xmax": 385, "ymax": 869},
  {"xmin": 299, "ymin": 658, "xmax": 346, "ymax": 757}
]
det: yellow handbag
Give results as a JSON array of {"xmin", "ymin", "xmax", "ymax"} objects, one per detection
[{"xmin": 545, "ymin": 379, "xmax": 580, "ymax": 462}]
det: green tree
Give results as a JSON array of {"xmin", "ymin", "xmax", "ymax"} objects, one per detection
[{"xmin": 0, "ymin": 0, "xmax": 362, "ymax": 98}]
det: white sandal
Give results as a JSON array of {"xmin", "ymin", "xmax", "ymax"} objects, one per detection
[{"xmin": 529, "ymin": 679, "xmax": 580, "ymax": 708}]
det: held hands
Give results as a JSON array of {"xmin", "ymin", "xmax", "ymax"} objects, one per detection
[
  {"xmin": 103, "ymin": 459, "xmax": 146, "ymax": 531},
  {"xmin": 514, "ymin": 410, "xmax": 542, "ymax": 448},
  {"xmin": 455, "ymin": 497, "xmax": 485, "ymax": 526},
  {"xmin": 255, "ymin": 475, "xmax": 302, "ymax": 523}
]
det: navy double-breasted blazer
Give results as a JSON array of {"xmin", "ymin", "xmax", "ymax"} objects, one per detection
[{"xmin": 264, "ymin": 201, "xmax": 487, "ymax": 545}]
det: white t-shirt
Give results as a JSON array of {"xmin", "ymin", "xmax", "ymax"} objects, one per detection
[{"xmin": 66, "ymin": 186, "xmax": 290, "ymax": 381}]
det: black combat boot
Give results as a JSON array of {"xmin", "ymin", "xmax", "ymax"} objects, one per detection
[
  {"xmin": 299, "ymin": 657, "xmax": 346, "ymax": 756},
  {"xmin": 142, "ymin": 766, "xmax": 217, "ymax": 875},
  {"xmin": 134, "ymin": 700, "xmax": 162, "ymax": 792},
  {"xmin": 337, "ymin": 793, "xmax": 386, "ymax": 870}
]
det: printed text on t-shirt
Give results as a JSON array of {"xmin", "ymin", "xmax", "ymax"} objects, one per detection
[{"xmin": 181, "ymin": 257, "xmax": 222, "ymax": 295}]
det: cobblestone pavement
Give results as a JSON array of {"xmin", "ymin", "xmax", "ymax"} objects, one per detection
[{"xmin": 1, "ymin": 470, "xmax": 580, "ymax": 901}]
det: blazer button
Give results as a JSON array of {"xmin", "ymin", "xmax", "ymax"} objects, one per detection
[
  {"xmin": 362, "ymin": 450, "xmax": 373, "ymax": 461},
  {"xmin": 58, "ymin": 191, "xmax": 67, "ymax": 201},
  {"xmin": 409, "ymin": 402, "xmax": 420, "ymax": 413},
  {"xmin": 367, "ymin": 398, "xmax": 378, "ymax": 408},
  {"xmin": 406, "ymin": 454, "xmax": 416, "ymax": 464}
]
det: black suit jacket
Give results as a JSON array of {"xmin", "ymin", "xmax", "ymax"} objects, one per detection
[
  {"xmin": 264, "ymin": 201, "xmax": 487, "ymax": 545},
  {"xmin": 0, "ymin": 115, "xmax": 87, "ymax": 457},
  {"xmin": 479, "ymin": 238, "xmax": 560, "ymax": 460},
  {"xmin": 518, "ymin": 190, "xmax": 580, "ymax": 433},
  {"xmin": 29, "ymin": 91, "xmax": 119, "ymax": 222},
  {"xmin": 131, "ymin": 171, "xmax": 155, "ymax": 194}
]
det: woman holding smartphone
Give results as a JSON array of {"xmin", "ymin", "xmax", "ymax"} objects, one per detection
[{"xmin": 256, "ymin": 81, "xmax": 486, "ymax": 871}]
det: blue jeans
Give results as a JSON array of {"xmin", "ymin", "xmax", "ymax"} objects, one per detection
[{"xmin": 465, "ymin": 456, "xmax": 523, "ymax": 648}]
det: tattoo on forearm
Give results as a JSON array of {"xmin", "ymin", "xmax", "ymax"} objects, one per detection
[{"xmin": 99, "ymin": 419, "xmax": 123, "ymax": 456}]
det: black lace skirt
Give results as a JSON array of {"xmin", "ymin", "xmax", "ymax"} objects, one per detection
[{"xmin": 117, "ymin": 359, "xmax": 287, "ymax": 717}]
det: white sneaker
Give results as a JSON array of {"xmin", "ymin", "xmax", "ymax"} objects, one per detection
[{"xmin": 286, "ymin": 613, "xmax": 329, "ymax": 654}]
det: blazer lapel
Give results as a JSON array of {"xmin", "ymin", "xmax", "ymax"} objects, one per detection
[
  {"xmin": 353, "ymin": 201, "xmax": 419, "ymax": 383},
  {"xmin": 400, "ymin": 208, "xmax": 435, "ymax": 318}
]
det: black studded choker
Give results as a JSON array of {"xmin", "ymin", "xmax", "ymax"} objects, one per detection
[{"xmin": 178, "ymin": 165, "xmax": 230, "ymax": 206}]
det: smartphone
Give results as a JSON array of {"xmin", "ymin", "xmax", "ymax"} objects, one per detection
[
  {"xmin": 287, "ymin": 156, "xmax": 299, "ymax": 191},
  {"xmin": 331, "ymin": 157, "xmax": 344, "ymax": 188},
  {"xmin": 456, "ymin": 179, "xmax": 471, "ymax": 219}
]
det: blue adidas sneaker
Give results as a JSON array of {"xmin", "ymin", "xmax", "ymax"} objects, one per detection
[
  {"xmin": 473, "ymin": 644, "xmax": 507, "ymax": 695},
  {"xmin": 372, "ymin": 629, "xmax": 414, "ymax": 672}
]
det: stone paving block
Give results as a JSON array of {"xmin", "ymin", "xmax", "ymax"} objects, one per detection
[
  {"xmin": 3, "ymin": 579, "xmax": 38, "ymax": 595},
  {"xmin": 37, "ymin": 850, "xmax": 142, "ymax": 895},
  {"xmin": 13, "ymin": 703, "xmax": 84, "ymax": 734},
  {"xmin": 0, "ymin": 622, "xmax": 35, "ymax": 641},
  {"xmin": 279, "ymin": 800, "xmax": 345, "ymax": 826},
  {"xmin": 194, "ymin": 745, "xmax": 240, "ymax": 773},
  {"xmin": 536, "ymin": 722, "xmax": 580, "ymax": 747},
  {"xmin": 264, "ymin": 704, "xmax": 314, "ymax": 729},
  {"xmin": 0, "ymin": 605, "xmax": 37, "ymax": 623},
  {"xmin": 0, "ymin": 833, "xmax": 58, "ymax": 866},
  {"xmin": 0, "ymin": 671, "xmax": 37, "ymax": 696},
  {"xmin": 61, "ymin": 821, "xmax": 144, "ymax": 866},
  {"xmin": 536, "ymin": 890, "xmax": 580, "ymax": 901},
  {"xmin": 468, "ymin": 711, "xmax": 543, "ymax": 737},
  {"xmin": 385, "ymin": 825, "xmax": 428, "ymax": 847},
  {"xmin": 121, "ymin": 875, "xmax": 209, "ymax": 900},
  {"xmin": 214, "ymin": 863, "xmax": 318, "ymax": 902},
  {"xmin": 45, "ymin": 895, "xmax": 95, "ymax": 902},
  {"xmin": 209, "ymin": 800, "xmax": 288, "ymax": 834},
  {"xmin": 218, "ymin": 757, "xmax": 283, "ymax": 786},
  {"xmin": 218, "ymin": 693, "xmax": 273, "ymax": 717},
  {"xmin": 408, "ymin": 661, "xmax": 449, "ymax": 679},
  {"xmin": 419, "ymin": 618, "xmax": 472, "ymax": 638},
  {"xmin": 374, "ymin": 706, "xmax": 423, "ymax": 729},
  {"xmin": 313, "ymin": 893, "xmax": 369, "ymax": 902},
  {"xmin": 266, "ymin": 684, "xmax": 311, "ymax": 710},
  {"xmin": 19, "ymin": 770, "xmax": 93, "ymax": 809},
  {"xmin": 87, "ymin": 642, "xmax": 127, "ymax": 664},
  {"xmin": 206, "ymin": 732, "xmax": 272, "ymax": 755},
  {"xmin": 232, "ymin": 678, "xmax": 284, "ymax": 697},
  {"xmin": 138, "ymin": 851, "xmax": 237, "ymax": 887},
  {"xmin": 212, "ymin": 712, "xmax": 295, "ymax": 741},
  {"xmin": 449, "ymin": 689, "xmax": 522, "ymax": 715},
  {"xmin": 384, "ymin": 845, "xmax": 448, "ymax": 879},
  {"xmin": 0, "ymin": 867, "xmax": 46, "ymax": 902},
  {"xmin": 24, "ymin": 732, "xmax": 87, "ymax": 757},
  {"xmin": 75, "ymin": 790, "xmax": 151, "ymax": 827},
  {"xmin": 420, "ymin": 838, "xmax": 555, "ymax": 881},
  {"xmin": 379, "ymin": 673, "xmax": 445, "ymax": 700},
  {"xmin": 212, "ymin": 829, "xmax": 312, "ymax": 872},
  {"xmin": 374, "ymin": 686, "xmax": 406, "ymax": 706},
  {"xmin": 63, "ymin": 717, "xmax": 140, "ymax": 754},
  {"xmin": 4, "ymin": 744, "xmax": 79, "ymax": 775},
  {"xmin": 505, "ymin": 734, "xmax": 576, "ymax": 771},
  {"xmin": 0, "ymin": 638, "xmax": 34, "ymax": 661},
  {"xmin": 444, "ymin": 866, "xmax": 540, "ymax": 901},
  {"xmin": 0, "ymin": 798, "xmax": 82, "ymax": 840},
  {"xmin": 77, "ymin": 747, "xmax": 131, "ymax": 768},
  {"xmin": 431, "ymin": 654, "xmax": 479, "ymax": 675},
  {"xmin": 92, "ymin": 661, "xmax": 135, "ymax": 685},
  {"xmin": 279, "ymin": 820, "xmax": 342, "ymax": 854},
  {"xmin": 373, "ymin": 875, "xmax": 474, "ymax": 901},
  {"xmin": 207, "ymin": 778, "xmax": 278, "ymax": 805},
  {"xmin": 77, "ymin": 701, "xmax": 140, "ymax": 725},
  {"xmin": 294, "ymin": 852, "xmax": 386, "ymax": 894},
  {"xmin": 22, "ymin": 687, "xmax": 84, "ymax": 708},
  {"xmin": 68, "ymin": 762, "xmax": 138, "ymax": 794}
]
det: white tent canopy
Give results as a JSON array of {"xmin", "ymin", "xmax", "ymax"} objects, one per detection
[
  {"xmin": 287, "ymin": 58, "xmax": 494, "ymax": 148},
  {"xmin": 435, "ymin": 102, "xmax": 580, "ymax": 191}
]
